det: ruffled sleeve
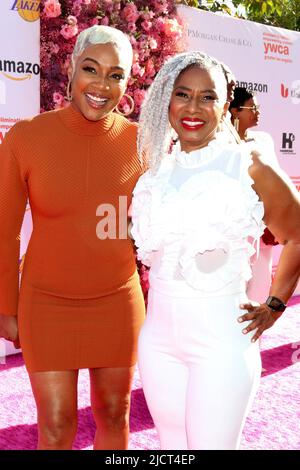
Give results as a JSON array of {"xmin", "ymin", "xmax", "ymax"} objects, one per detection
[{"xmin": 130, "ymin": 170, "xmax": 162, "ymax": 266}]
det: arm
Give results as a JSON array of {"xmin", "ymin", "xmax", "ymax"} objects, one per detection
[
  {"xmin": 0, "ymin": 128, "xmax": 28, "ymax": 345},
  {"xmin": 238, "ymin": 151, "xmax": 300, "ymax": 341}
]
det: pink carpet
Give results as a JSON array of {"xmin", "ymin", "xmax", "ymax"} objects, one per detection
[{"xmin": 1, "ymin": 296, "xmax": 300, "ymax": 450}]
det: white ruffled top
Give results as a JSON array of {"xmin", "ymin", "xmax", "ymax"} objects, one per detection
[{"xmin": 131, "ymin": 133, "xmax": 265, "ymax": 294}]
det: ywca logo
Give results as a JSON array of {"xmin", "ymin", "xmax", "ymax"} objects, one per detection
[
  {"xmin": 263, "ymin": 32, "xmax": 292, "ymax": 64},
  {"xmin": 11, "ymin": 0, "xmax": 40, "ymax": 22},
  {"xmin": 264, "ymin": 42, "xmax": 289, "ymax": 55},
  {"xmin": 280, "ymin": 81, "xmax": 300, "ymax": 104},
  {"xmin": 280, "ymin": 132, "xmax": 296, "ymax": 155}
]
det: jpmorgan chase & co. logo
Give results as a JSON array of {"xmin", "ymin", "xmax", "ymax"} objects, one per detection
[
  {"xmin": 11, "ymin": 0, "xmax": 40, "ymax": 22},
  {"xmin": 0, "ymin": 58, "xmax": 40, "ymax": 81},
  {"xmin": 187, "ymin": 29, "xmax": 251, "ymax": 47},
  {"xmin": 280, "ymin": 132, "xmax": 296, "ymax": 155}
]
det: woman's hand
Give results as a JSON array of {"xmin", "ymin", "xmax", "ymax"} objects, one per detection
[
  {"xmin": 237, "ymin": 302, "xmax": 282, "ymax": 342},
  {"xmin": 0, "ymin": 314, "xmax": 20, "ymax": 349}
]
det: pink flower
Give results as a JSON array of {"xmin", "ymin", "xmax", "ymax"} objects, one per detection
[
  {"xmin": 43, "ymin": 0, "xmax": 61, "ymax": 18},
  {"xmin": 153, "ymin": 17, "xmax": 165, "ymax": 32},
  {"xmin": 91, "ymin": 18, "xmax": 99, "ymax": 26},
  {"xmin": 71, "ymin": 0, "xmax": 83, "ymax": 15},
  {"xmin": 103, "ymin": 0, "xmax": 114, "ymax": 13},
  {"xmin": 60, "ymin": 23, "xmax": 78, "ymax": 40},
  {"xmin": 141, "ymin": 10, "xmax": 154, "ymax": 21},
  {"xmin": 127, "ymin": 77, "xmax": 135, "ymax": 87},
  {"xmin": 134, "ymin": 89, "xmax": 146, "ymax": 106},
  {"xmin": 163, "ymin": 18, "xmax": 182, "ymax": 38},
  {"xmin": 121, "ymin": 3, "xmax": 139, "ymax": 24},
  {"xmin": 127, "ymin": 22, "xmax": 137, "ymax": 33},
  {"xmin": 113, "ymin": 1, "xmax": 121, "ymax": 11},
  {"xmin": 51, "ymin": 43, "xmax": 60, "ymax": 54},
  {"xmin": 153, "ymin": 0, "xmax": 169, "ymax": 14},
  {"xmin": 151, "ymin": 33, "xmax": 162, "ymax": 50},
  {"xmin": 100, "ymin": 16, "xmax": 109, "ymax": 26},
  {"xmin": 67, "ymin": 15, "xmax": 77, "ymax": 26},
  {"xmin": 141, "ymin": 20, "xmax": 152, "ymax": 32},
  {"xmin": 149, "ymin": 37, "xmax": 158, "ymax": 50},
  {"xmin": 118, "ymin": 95, "xmax": 134, "ymax": 115},
  {"xmin": 129, "ymin": 36, "xmax": 137, "ymax": 47},
  {"xmin": 139, "ymin": 265, "xmax": 149, "ymax": 292},
  {"xmin": 132, "ymin": 51, "xmax": 140, "ymax": 64},
  {"xmin": 145, "ymin": 59, "xmax": 156, "ymax": 77},
  {"xmin": 53, "ymin": 92, "xmax": 64, "ymax": 107},
  {"xmin": 132, "ymin": 63, "xmax": 145, "ymax": 78}
]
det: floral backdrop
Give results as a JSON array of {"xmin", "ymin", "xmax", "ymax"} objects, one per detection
[{"xmin": 41, "ymin": 0, "xmax": 185, "ymax": 121}]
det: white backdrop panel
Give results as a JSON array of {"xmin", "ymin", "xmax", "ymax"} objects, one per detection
[
  {"xmin": 178, "ymin": 5, "xmax": 300, "ymax": 293},
  {"xmin": 0, "ymin": 0, "xmax": 39, "ymax": 357}
]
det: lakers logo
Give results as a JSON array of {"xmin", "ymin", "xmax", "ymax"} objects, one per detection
[{"xmin": 11, "ymin": 0, "xmax": 40, "ymax": 22}]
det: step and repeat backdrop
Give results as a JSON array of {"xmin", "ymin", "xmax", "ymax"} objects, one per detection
[
  {"xmin": 0, "ymin": 3, "xmax": 299, "ymax": 358},
  {"xmin": 178, "ymin": 4, "xmax": 300, "ymax": 291},
  {"xmin": 0, "ymin": 0, "xmax": 39, "ymax": 359}
]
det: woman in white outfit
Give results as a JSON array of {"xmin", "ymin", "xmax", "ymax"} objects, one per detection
[
  {"xmin": 229, "ymin": 87, "xmax": 279, "ymax": 303},
  {"xmin": 131, "ymin": 52, "xmax": 300, "ymax": 450}
]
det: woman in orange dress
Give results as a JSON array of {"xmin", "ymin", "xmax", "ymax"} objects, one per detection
[{"xmin": 0, "ymin": 25, "xmax": 145, "ymax": 450}]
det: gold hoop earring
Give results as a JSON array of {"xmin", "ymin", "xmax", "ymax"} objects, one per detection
[
  {"xmin": 233, "ymin": 117, "xmax": 239, "ymax": 132},
  {"xmin": 115, "ymin": 94, "xmax": 135, "ymax": 116},
  {"xmin": 65, "ymin": 80, "xmax": 72, "ymax": 102}
]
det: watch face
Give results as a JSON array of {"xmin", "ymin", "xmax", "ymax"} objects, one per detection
[{"xmin": 267, "ymin": 296, "xmax": 286, "ymax": 312}]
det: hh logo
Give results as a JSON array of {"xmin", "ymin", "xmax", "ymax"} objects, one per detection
[
  {"xmin": 282, "ymin": 133, "xmax": 295, "ymax": 149},
  {"xmin": 280, "ymin": 133, "xmax": 296, "ymax": 155},
  {"xmin": 281, "ymin": 84, "xmax": 289, "ymax": 98}
]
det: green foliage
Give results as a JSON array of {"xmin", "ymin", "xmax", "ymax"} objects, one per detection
[{"xmin": 179, "ymin": 0, "xmax": 300, "ymax": 31}]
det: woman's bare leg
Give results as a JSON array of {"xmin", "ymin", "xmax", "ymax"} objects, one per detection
[
  {"xmin": 89, "ymin": 366, "xmax": 135, "ymax": 450},
  {"xmin": 29, "ymin": 370, "xmax": 79, "ymax": 450}
]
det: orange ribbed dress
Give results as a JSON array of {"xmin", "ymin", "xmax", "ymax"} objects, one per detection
[{"xmin": 0, "ymin": 104, "xmax": 145, "ymax": 372}]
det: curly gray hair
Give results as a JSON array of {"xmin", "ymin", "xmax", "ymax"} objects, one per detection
[
  {"xmin": 71, "ymin": 25, "xmax": 133, "ymax": 78},
  {"xmin": 138, "ymin": 51, "xmax": 236, "ymax": 172}
]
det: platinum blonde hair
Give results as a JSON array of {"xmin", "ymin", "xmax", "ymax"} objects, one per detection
[
  {"xmin": 71, "ymin": 25, "xmax": 133, "ymax": 78},
  {"xmin": 138, "ymin": 51, "xmax": 236, "ymax": 172}
]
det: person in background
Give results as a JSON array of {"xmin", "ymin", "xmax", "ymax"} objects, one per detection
[
  {"xmin": 229, "ymin": 87, "xmax": 279, "ymax": 302},
  {"xmin": 131, "ymin": 51, "xmax": 300, "ymax": 450},
  {"xmin": 0, "ymin": 25, "xmax": 145, "ymax": 450}
]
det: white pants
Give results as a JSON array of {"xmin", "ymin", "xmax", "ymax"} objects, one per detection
[{"xmin": 138, "ymin": 279, "xmax": 261, "ymax": 450}]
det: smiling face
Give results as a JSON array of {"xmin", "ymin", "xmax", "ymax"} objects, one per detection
[
  {"xmin": 68, "ymin": 42, "xmax": 128, "ymax": 121},
  {"xmin": 168, "ymin": 65, "xmax": 229, "ymax": 153}
]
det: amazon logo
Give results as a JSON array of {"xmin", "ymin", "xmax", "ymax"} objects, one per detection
[{"xmin": 0, "ymin": 58, "xmax": 40, "ymax": 81}]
